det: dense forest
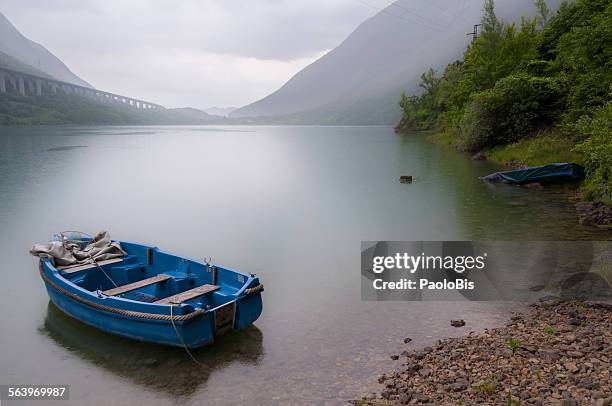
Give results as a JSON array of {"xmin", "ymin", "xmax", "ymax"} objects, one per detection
[{"xmin": 396, "ymin": 0, "xmax": 611, "ymax": 205}]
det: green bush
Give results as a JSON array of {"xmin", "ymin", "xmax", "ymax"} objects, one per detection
[
  {"xmin": 459, "ymin": 93, "xmax": 493, "ymax": 151},
  {"xmin": 574, "ymin": 101, "xmax": 612, "ymax": 203},
  {"xmin": 460, "ymin": 74, "xmax": 561, "ymax": 151}
]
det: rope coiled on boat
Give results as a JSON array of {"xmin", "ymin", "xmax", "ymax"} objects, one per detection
[
  {"xmin": 39, "ymin": 263, "xmax": 205, "ymax": 322},
  {"xmin": 244, "ymin": 283, "xmax": 264, "ymax": 296}
]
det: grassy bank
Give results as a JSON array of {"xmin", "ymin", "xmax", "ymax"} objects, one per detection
[
  {"xmin": 426, "ymin": 129, "xmax": 463, "ymax": 150},
  {"xmin": 427, "ymin": 129, "xmax": 583, "ymax": 168},
  {"xmin": 486, "ymin": 132, "xmax": 583, "ymax": 167}
]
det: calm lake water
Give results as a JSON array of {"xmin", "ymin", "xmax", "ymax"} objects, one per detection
[{"xmin": 0, "ymin": 125, "xmax": 609, "ymax": 405}]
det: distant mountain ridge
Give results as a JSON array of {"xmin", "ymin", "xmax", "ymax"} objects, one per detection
[
  {"xmin": 0, "ymin": 12, "xmax": 92, "ymax": 87},
  {"xmin": 231, "ymin": 0, "xmax": 562, "ymax": 124},
  {"xmin": 203, "ymin": 106, "xmax": 237, "ymax": 117}
]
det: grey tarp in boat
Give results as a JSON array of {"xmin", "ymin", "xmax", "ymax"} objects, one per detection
[{"xmin": 30, "ymin": 230, "xmax": 126, "ymax": 269}]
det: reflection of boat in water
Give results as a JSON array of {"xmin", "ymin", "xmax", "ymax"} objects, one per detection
[
  {"xmin": 35, "ymin": 235, "xmax": 263, "ymax": 348},
  {"xmin": 41, "ymin": 302, "xmax": 264, "ymax": 398}
]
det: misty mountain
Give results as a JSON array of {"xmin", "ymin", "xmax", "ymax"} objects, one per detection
[
  {"xmin": 231, "ymin": 0, "xmax": 561, "ymax": 124},
  {"xmin": 203, "ymin": 106, "xmax": 237, "ymax": 117},
  {"xmin": 0, "ymin": 50, "xmax": 53, "ymax": 78},
  {"xmin": 0, "ymin": 12, "xmax": 92, "ymax": 88}
]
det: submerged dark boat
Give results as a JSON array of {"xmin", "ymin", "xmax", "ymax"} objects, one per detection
[
  {"xmin": 31, "ymin": 232, "xmax": 263, "ymax": 348},
  {"xmin": 481, "ymin": 163, "xmax": 584, "ymax": 185}
]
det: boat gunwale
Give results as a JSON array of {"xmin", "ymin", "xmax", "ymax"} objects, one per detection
[{"xmin": 41, "ymin": 241, "xmax": 259, "ymax": 317}]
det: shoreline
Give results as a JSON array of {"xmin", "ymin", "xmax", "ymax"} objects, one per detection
[
  {"xmin": 399, "ymin": 129, "xmax": 612, "ymax": 232},
  {"xmin": 353, "ymin": 298, "xmax": 612, "ymax": 405}
]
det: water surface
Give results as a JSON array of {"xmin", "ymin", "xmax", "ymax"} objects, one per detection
[{"xmin": 0, "ymin": 125, "xmax": 608, "ymax": 405}]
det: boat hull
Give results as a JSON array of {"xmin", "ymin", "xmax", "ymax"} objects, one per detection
[
  {"xmin": 482, "ymin": 162, "xmax": 585, "ymax": 185},
  {"xmin": 38, "ymin": 243, "xmax": 263, "ymax": 348}
]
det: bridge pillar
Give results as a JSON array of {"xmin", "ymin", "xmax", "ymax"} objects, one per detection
[
  {"xmin": 35, "ymin": 79, "xmax": 42, "ymax": 96},
  {"xmin": 17, "ymin": 75, "xmax": 25, "ymax": 96},
  {"xmin": 26, "ymin": 79, "xmax": 34, "ymax": 94},
  {"xmin": 0, "ymin": 71, "xmax": 5, "ymax": 93},
  {"xmin": 8, "ymin": 76, "xmax": 16, "ymax": 91},
  {"xmin": 49, "ymin": 82, "xmax": 57, "ymax": 93}
]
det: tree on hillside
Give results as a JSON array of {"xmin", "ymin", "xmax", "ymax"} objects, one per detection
[
  {"xmin": 535, "ymin": 0, "xmax": 550, "ymax": 29},
  {"xmin": 482, "ymin": 0, "xmax": 502, "ymax": 34}
]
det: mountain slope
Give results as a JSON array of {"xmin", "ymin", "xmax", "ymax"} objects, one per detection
[
  {"xmin": 0, "ymin": 50, "xmax": 54, "ymax": 78},
  {"xmin": 0, "ymin": 12, "xmax": 92, "ymax": 87},
  {"xmin": 231, "ymin": 0, "xmax": 561, "ymax": 124}
]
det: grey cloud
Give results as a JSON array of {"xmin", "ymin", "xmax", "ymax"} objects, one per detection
[{"xmin": 0, "ymin": 0, "xmax": 383, "ymax": 107}]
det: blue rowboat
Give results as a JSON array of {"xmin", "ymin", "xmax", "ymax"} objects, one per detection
[{"xmin": 35, "ymin": 239, "xmax": 263, "ymax": 348}]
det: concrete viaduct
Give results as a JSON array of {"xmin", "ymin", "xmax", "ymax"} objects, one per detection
[{"xmin": 0, "ymin": 67, "xmax": 163, "ymax": 109}]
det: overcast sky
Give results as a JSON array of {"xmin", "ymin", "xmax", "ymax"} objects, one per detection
[{"xmin": 2, "ymin": 0, "xmax": 381, "ymax": 109}]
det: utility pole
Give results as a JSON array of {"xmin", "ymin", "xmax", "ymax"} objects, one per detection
[{"xmin": 466, "ymin": 24, "xmax": 482, "ymax": 44}]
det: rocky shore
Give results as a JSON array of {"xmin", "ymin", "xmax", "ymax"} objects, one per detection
[
  {"xmin": 354, "ymin": 298, "xmax": 612, "ymax": 405},
  {"xmin": 576, "ymin": 201, "xmax": 612, "ymax": 231}
]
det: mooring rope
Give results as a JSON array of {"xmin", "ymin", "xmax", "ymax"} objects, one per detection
[
  {"xmin": 169, "ymin": 304, "xmax": 214, "ymax": 372},
  {"xmin": 90, "ymin": 256, "xmax": 118, "ymax": 288}
]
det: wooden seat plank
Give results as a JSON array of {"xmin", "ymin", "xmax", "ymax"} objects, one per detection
[
  {"xmin": 103, "ymin": 274, "xmax": 171, "ymax": 296},
  {"xmin": 59, "ymin": 258, "xmax": 124, "ymax": 274},
  {"xmin": 154, "ymin": 284, "xmax": 220, "ymax": 305}
]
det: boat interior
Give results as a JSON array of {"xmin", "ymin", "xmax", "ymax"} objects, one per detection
[{"xmin": 56, "ymin": 242, "xmax": 247, "ymax": 309}]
